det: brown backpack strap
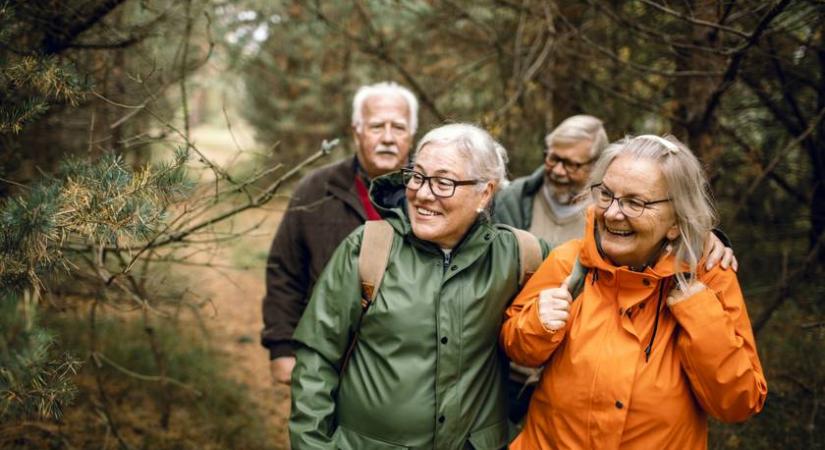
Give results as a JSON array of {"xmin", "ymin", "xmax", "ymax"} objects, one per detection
[
  {"xmin": 357, "ymin": 220, "xmax": 394, "ymax": 306},
  {"xmin": 498, "ymin": 225, "xmax": 543, "ymax": 286},
  {"xmin": 341, "ymin": 220, "xmax": 394, "ymax": 373}
]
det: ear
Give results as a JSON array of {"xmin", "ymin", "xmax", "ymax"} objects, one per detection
[
  {"xmin": 666, "ymin": 223, "xmax": 680, "ymax": 241},
  {"xmin": 351, "ymin": 124, "xmax": 361, "ymax": 146},
  {"xmin": 477, "ymin": 181, "xmax": 497, "ymax": 210}
]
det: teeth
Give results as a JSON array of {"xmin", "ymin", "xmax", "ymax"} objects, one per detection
[
  {"xmin": 417, "ymin": 207, "xmax": 440, "ymax": 216},
  {"xmin": 606, "ymin": 225, "xmax": 633, "ymax": 236}
]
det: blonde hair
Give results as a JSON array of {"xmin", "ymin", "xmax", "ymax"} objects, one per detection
[{"xmin": 588, "ymin": 134, "xmax": 718, "ymax": 288}]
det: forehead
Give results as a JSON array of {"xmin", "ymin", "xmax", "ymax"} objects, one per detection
[
  {"xmin": 362, "ymin": 94, "xmax": 410, "ymax": 123},
  {"xmin": 550, "ymin": 139, "xmax": 592, "ymax": 161},
  {"xmin": 603, "ymin": 155, "xmax": 668, "ymax": 198},
  {"xmin": 414, "ymin": 142, "xmax": 467, "ymax": 177}
]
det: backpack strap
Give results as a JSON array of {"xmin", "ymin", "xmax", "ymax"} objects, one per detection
[
  {"xmin": 567, "ymin": 256, "xmax": 588, "ymax": 300},
  {"xmin": 357, "ymin": 220, "xmax": 394, "ymax": 306},
  {"xmin": 498, "ymin": 224, "xmax": 543, "ymax": 287},
  {"xmin": 341, "ymin": 220, "xmax": 394, "ymax": 373}
]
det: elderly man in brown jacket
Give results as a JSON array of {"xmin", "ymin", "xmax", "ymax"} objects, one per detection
[{"xmin": 261, "ymin": 81, "xmax": 419, "ymax": 384}]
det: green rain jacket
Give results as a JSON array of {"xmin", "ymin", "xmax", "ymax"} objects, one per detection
[
  {"xmin": 492, "ymin": 167, "xmax": 544, "ymax": 229},
  {"xmin": 289, "ymin": 172, "xmax": 550, "ymax": 450}
]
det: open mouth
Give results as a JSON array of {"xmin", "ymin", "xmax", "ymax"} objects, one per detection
[
  {"xmin": 605, "ymin": 224, "xmax": 634, "ymax": 237},
  {"xmin": 416, "ymin": 207, "xmax": 442, "ymax": 217}
]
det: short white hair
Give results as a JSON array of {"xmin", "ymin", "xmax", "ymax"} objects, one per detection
[
  {"xmin": 545, "ymin": 115, "xmax": 609, "ymax": 159},
  {"xmin": 589, "ymin": 134, "xmax": 717, "ymax": 289},
  {"xmin": 414, "ymin": 123, "xmax": 507, "ymax": 187},
  {"xmin": 351, "ymin": 81, "xmax": 419, "ymax": 135}
]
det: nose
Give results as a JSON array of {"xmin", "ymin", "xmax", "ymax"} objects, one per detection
[
  {"xmin": 550, "ymin": 159, "xmax": 567, "ymax": 177},
  {"xmin": 603, "ymin": 198, "xmax": 625, "ymax": 219},
  {"xmin": 381, "ymin": 124, "xmax": 395, "ymax": 144},
  {"xmin": 415, "ymin": 179, "xmax": 436, "ymax": 201}
]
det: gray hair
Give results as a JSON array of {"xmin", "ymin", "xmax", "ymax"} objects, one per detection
[
  {"xmin": 588, "ymin": 134, "xmax": 718, "ymax": 289},
  {"xmin": 545, "ymin": 115, "xmax": 609, "ymax": 159},
  {"xmin": 351, "ymin": 81, "xmax": 419, "ymax": 135},
  {"xmin": 414, "ymin": 123, "xmax": 507, "ymax": 188}
]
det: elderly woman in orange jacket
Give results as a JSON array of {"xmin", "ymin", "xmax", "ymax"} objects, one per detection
[{"xmin": 501, "ymin": 135, "xmax": 767, "ymax": 450}]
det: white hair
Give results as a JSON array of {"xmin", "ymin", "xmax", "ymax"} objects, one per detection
[
  {"xmin": 545, "ymin": 115, "xmax": 609, "ymax": 159},
  {"xmin": 588, "ymin": 134, "xmax": 718, "ymax": 289},
  {"xmin": 351, "ymin": 81, "xmax": 419, "ymax": 135},
  {"xmin": 414, "ymin": 123, "xmax": 507, "ymax": 188}
]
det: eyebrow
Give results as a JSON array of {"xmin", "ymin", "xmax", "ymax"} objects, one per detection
[
  {"xmin": 412, "ymin": 164, "xmax": 458, "ymax": 178},
  {"xmin": 601, "ymin": 180, "xmax": 648, "ymax": 201}
]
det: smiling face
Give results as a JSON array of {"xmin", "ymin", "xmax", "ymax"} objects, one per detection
[
  {"xmin": 406, "ymin": 142, "xmax": 494, "ymax": 249},
  {"xmin": 596, "ymin": 155, "xmax": 680, "ymax": 267},
  {"xmin": 544, "ymin": 139, "xmax": 594, "ymax": 204},
  {"xmin": 352, "ymin": 93, "xmax": 413, "ymax": 179}
]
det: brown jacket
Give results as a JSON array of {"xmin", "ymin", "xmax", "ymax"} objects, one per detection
[{"xmin": 261, "ymin": 156, "xmax": 367, "ymax": 359}]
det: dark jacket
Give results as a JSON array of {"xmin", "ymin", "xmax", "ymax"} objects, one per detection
[
  {"xmin": 492, "ymin": 167, "xmax": 544, "ymax": 229},
  {"xmin": 289, "ymin": 172, "xmax": 551, "ymax": 450},
  {"xmin": 261, "ymin": 156, "xmax": 366, "ymax": 359}
]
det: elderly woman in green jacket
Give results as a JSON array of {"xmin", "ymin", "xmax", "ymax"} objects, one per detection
[{"xmin": 289, "ymin": 123, "xmax": 545, "ymax": 449}]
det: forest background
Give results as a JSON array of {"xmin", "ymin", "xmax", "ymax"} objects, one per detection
[{"xmin": 1, "ymin": 1, "xmax": 823, "ymax": 449}]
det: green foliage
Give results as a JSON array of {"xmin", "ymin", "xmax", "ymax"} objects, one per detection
[
  {"xmin": 45, "ymin": 314, "xmax": 273, "ymax": 450},
  {"xmin": 0, "ymin": 151, "xmax": 191, "ymax": 292},
  {"xmin": 0, "ymin": 292, "xmax": 81, "ymax": 422}
]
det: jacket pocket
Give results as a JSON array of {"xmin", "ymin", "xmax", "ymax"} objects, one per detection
[
  {"xmin": 332, "ymin": 425, "xmax": 410, "ymax": 450},
  {"xmin": 466, "ymin": 421, "xmax": 508, "ymax": 450}
]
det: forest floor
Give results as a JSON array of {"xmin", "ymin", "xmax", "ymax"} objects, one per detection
[{"xmin": 181, "ymin": 123, "xmax": 295, "ymax": 449}]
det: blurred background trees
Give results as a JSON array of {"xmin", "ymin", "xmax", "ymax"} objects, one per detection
[{"xmin": 2, "ymin": 0, "xmax": 823, "ymax": 448}]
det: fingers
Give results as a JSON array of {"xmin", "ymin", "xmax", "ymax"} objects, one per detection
[
  {"xmin": 538, "ymin": 287, "xmax": 572, "ymax": 331},
  {"xmin": 270, "ymin": 356, "xmax": 296, "ymax": 385},
  {"xmin": 704, "ymin": 235, "xmax": 723, "ymax": 271}
]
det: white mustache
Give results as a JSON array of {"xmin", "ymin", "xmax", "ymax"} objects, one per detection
[
  {"xmin": 549, "ymin": 173, "xmax": 570, "ymax": 184},
  {"xmin": 375, "ymin": 145, "xmax": 398, "ymax": 154}
]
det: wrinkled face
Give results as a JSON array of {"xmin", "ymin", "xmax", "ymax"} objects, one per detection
[
  {"xmin": 352, "ymin": 94, "xmax": 413, "ymax": 179},
  {"xmin": 595, "ymin": 155, "xmax": 680, "ymax": 268},
  {"xmin": 544, "ymin": 139, "xmax": 594, "ymax": 204},
  {"xmin": 406, "ymin": 142, "xmax": 494, "ymax": 249}
]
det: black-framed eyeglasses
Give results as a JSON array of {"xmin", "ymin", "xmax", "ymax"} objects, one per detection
[
  {"xmin": 401, "ymin": 168, "xmax": 481, "ymax": 199},
  {"xmin": 590, "ymin": 183, "xmax": 670, "ymax": 218},
  {"xmin": 544, "ymin": 150, "xmax": 594, "ymax": 173}
]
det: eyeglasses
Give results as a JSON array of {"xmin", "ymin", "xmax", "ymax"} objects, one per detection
[
  {"xmin": 401, "ymin": 168, "xmax": 481, "ymax": 198},
  {"xmin": 590, "ymin": 183, "xmax": 670, "ymax": 218},
  {"xmin": 545, "ymin": 150, "xmax": 594, "ymax": 173}
]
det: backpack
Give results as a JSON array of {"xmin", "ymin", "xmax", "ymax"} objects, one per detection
[{"xmin": 340, "ymin": 220, "xmax": 588, "ymax": 375}]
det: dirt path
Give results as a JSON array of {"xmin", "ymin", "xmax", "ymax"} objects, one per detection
[{"xmin": 184, "ymin": 124, "xmax": 293, "ymax": 449}]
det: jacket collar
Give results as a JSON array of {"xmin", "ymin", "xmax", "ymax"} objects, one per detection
[{"xmin": 326, "ymin": 155, "xmax": 366, "ymax": 220}]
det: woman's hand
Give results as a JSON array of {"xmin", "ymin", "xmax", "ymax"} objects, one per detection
[
  {"xmin": 666, "ymin": 280, "xmax": 707, "ymax": 307},
  {"xmin": 704, "ymin": 232, "xmax": 738, "ymax": 272},
  {"xmin": 538, "ymin": 276, "xmax": 573, "ymax": 332}
]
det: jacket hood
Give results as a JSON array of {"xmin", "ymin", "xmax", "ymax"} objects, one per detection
[
  {"xmin": 579, "ymin": 207, "xmax": 692, "ymax": 279},
  {"xmin": 369, "ymin": 171, "xmax": 412, "ymax": 234}
]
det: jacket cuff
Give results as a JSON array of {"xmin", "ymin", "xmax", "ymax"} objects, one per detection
[
  {"xmin": 669, "ymin": 288, "xmax": 726, "ymax": 335},
  {"xmin": 268, "ymin": 341, "xmax": 298, "ymax": 360}
]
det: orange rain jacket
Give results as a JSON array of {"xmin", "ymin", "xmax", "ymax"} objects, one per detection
[{"xmin": 501, "ymin": 209, "xmax": 767, "ymax": 450}]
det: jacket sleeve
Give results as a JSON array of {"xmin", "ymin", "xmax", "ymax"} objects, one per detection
[
  {"xmin": 261, "ymin": 182, "xmax": 313, "ymax": 359},
  {"xmin": 669, "ymin": 266, "xmax": 768, "ymax": 423},
  {"xmin": 500, "ymin": 240, "xmax": 579, "ymax": 367},
  {"xmin": 289, "ymin": 230, "xmax": 364, "ymax": 449}
]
